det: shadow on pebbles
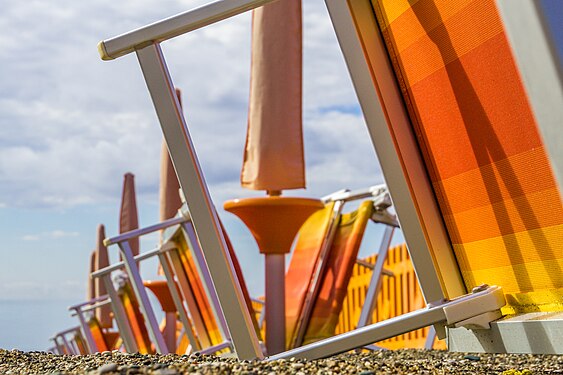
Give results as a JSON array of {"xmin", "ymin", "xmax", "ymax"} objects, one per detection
[{"xmin": 0, "ymin": 349, "xmax": 561, "ymax": 374}]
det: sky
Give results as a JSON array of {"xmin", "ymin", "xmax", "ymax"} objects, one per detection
[
  {"xmin": 0, "ymin": 0, "xmax": 561, "ymax": 351},
  {"xmin": 0, "ymin": 0, "xmax": 388, "ymax": 350}
]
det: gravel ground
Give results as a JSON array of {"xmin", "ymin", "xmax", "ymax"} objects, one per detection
[{"xmin": 0, "ymin": 348, "xmax": 561, "ymax": 375}]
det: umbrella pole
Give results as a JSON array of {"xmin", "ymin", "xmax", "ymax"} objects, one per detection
[{"xmin": 265, "ymin": 253, "xmax": 286, "ymax": 355}]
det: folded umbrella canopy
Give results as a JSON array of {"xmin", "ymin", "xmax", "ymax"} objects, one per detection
[
  {"xmin": 119, "ymin": 173, "xmax": 140, "ymax": 258},
  {"xmin": 94, "ymin": 224, "xmax": 112, "ymax": 328},
  {"xmin": 159, "ymin": 89, "xmax": 183, "ymax": 223},
  {"xmin": 241, "ymin": 0, "xmax": 305, "ymax": 192}
]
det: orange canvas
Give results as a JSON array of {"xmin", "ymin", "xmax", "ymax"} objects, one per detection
[
  {"xmin": 284, "ymin": 203, "xmax": 335, "ymax": 348},
  {"xmin": 119, "ymin": 283, "xmax": 153, "ymax": 354},
  {"xmin": 370, "ymin": 0, "xmax": 563, "ymax": 313},
  {"xmin": 302, "ymin": 200, "xmax": 373, "ymax": 344},
  {"xmin": 336, "ymin": 244, "xmax": 445, "ymax": 349}
]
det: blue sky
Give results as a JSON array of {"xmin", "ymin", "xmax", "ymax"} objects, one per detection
[
  {"xmin": 0, "ymin": 0, "xmax": 387, "ymax": 350},
  {"xmin": 0, "ymin": 0, "xmax": 561, "ymax": 351}
]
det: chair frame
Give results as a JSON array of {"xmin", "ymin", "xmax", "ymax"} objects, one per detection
[{"xmin": 96, "ymin": 0, "xmax": 561, "ymax": 359}]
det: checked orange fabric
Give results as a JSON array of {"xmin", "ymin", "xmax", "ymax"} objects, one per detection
[{"xmin": 370, "ymin": 0, "xmax": 563, "ymax": 313}]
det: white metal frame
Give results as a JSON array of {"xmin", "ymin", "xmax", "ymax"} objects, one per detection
[
  {"xmin": 104, "ymin": 212, "xmax": 235, "ymax": 355},
  {"xmin": 496, "ymin": 0, "xmax": 563, "ymax": 191},
  {"xmin": 97, "ymin": 0, "xmax": 515, "ymax": 360},
  {"xmin": 324, "ymin": 0, "xmax": 465, "ymax": 304}
]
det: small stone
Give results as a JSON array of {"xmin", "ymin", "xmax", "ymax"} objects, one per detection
[
  {"xmin": 153, "ymin": 369, "xmax": 178, "ymax": 375},
  {"xmin": 97, "ymin": 363, "xmax": 118, "ymax": 374},
  {"xmin": 464, "ymin": 355, "xmax": 481, "ymax": 361}
]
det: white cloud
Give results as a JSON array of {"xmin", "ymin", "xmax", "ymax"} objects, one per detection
[
  {"xmin": 0, "ymin": 0, "xmax": 382, "ymax": 213},
  {"xmin": 22, "ymin": 235, "xmax": 40, "ymax": 241},
  {"xmin": 49, "ymin": 230, "xmax": 79, "ymax": 239},
  {"xmin": 0, "ymin": 280, "xmax": 83, "ymax": 301},
  {"xmin": 21, "ymin": 230, "xmax": 79, "ymax": 241}
]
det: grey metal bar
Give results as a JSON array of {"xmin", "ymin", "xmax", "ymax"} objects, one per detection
[
  {"xmin": 181, "ymin": 221, "xmax": 230, "ymax": 341},
  {"xmin": 357, "ymin": 226, "xmax": 395, "ymax": 327},
  {"xmin": 324, "ymin": 0, "xmax": 465, "ymax": 301},
  {"xmin": 496, "ymin": 0, "xmax": 563, "ymax": 191},
  {"xmin": 117, "ymin": 240, "xmax": 169, "ymax": 353},
  {"xmin": 68, "ymin": 307, "xmax": 97, "ymax": 353},
  {"xmin": 321, "ymin": 184, "xmax": 387, "ymax": 203},
  {"xmin": 78, "ymin": 299, "xmax": 112, "ymax": 314},
  {"xmin": 104, "ymin": 216, "xmax": 187, "ymax": 246},
  {"xmin": 269, "ymin": 304, "xmax": 447, "ymax": 360},
  {"xmin": 52, "ymin": 337, "xmax": 65, "ymax": 355},
  {"xmin": 60, "ymin": 334, "xmax": 74, "ymax": 355},
  {"xmin": 264, "ymin": 253, "xmax": 286, "ymax": 355},
  {"xmin": 69, "ymin": 295, "xmax": 109, "ymax": 311},
  {"xmin": 91, "ymin": 247, "xmax": 162, "ymax": 278},
  {"xmin": 54, "ymin": 326, "xmax": 83, "ymax": 337},
  {"xmin": 268, "ymin": 285, "xmax": 505, "ymax": 360},
  {"xmin": 99, "ymin": 0, "xmax": 278, "ymax": 60},
  {"xmin": 424, "ymin": 325, "xmax": 436, "ymax": 349},
  {"xmin": 102, "ymin": 275, "xmax": 138, "ymax": 352},
  {"xmin": 157, "ymin": 250, "xmax": 201, "ymax": 351},
  {"xmin": 136, "ymin": 42, "xmax": 262, "ymax": 360}
]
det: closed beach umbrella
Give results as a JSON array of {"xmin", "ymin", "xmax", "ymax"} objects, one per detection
[
  {"xmin": 159, "ymin": 140, "xmax": 182, "ymax": 222},
  {"xmin": 159, "ymin": 89, "xmax": 183, "ymax": 223},
  {"xmin": 119, "ymin": 173, "xmax": 139, "ymax": 257},
  {"xmin": 241, "ymin": 0, "xmax": 305, "ymax": 192},
  {"xmin": 87, "ymin": 249, "xmax": 96, "ymax": 301},
  {"xmin": 94, "ymin": 224, "xmax": 112, "ymax": 328}
]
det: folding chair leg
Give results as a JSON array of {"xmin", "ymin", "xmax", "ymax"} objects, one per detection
[
  {"xmin": 424, "ymin": 325, "xmax": 437, "ymax": 349},
  {"xmin": 182, "ymin": 222, "xmax": 230, "ymax": 341},
  {"xmin": 102, "ymin": 275, "xmax": 138, "ymax": 352},
  {"xmin": 136, "ymin": 42, "xmax": 262, "ymax": 360},
  {"xmin": 357, "ymin": 226, "xmax": 394, "ymax": 328},
  {"xmin": 118, "ymin": 241, "xmax": 169, "ymax": 353},
  {"xmin": 268, "ymin": 286, "xmax": 505, "ymax": 360},
  {"xmin": 72, "ymin": 308, "xmax": 97, "ymax": 353},
  {"xmin": 158, "ymin": 250, "xmax": 201, "ymax": 351}
]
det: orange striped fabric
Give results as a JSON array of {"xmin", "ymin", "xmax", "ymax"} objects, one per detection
[
  {"xmin": 174, "ymin": 224, "xmax": 261, "ymax": 347},
  {"xmin": 119, "ymin": 283, "xmax": 153, "ymax": 354},
  {"xmin": 175, "ymin": 233, "xmax": 223, "ymax": 347},
  {"xmin": 285, "ymin": 202, "xmax": 335, "ymax": 348},
  {"xmin": 302, "ymin": 200, "xmax": 374, "ymax": 344},
  {"xmin": 73, "ymin": 332, "xmax": 88, "ymax": 354},
  {"xmin": 336, "ymin": 244, "xmax": 445, "ymax": 349},
  {"xmin": 87, "ymin": 316, "xmax": 110, "ymax": 352},
  {"xmin": 370, "ymin": 0, "xmax": 563, "ymax": 313}
]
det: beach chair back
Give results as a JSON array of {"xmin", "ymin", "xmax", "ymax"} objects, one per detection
[
  {"xmin": 301, "ymin": 200, "xmax": 374, "ymax": 345},
  {"xmin": 169, "ymin": 222, "xmax": 261, "ymax": 350},
  {"xmin": 285, "ymin": 202, "xmax": 336, "ymax": 348},
  {"xmin": 86, "ymin": 316, "xmax": 110, "ymax": 352},
  {"xmin": 173, "ymin": 232, "xmax": 224, "ymax": 348},
  {"xmin": 370, "ymin": 0, "xmax": 563, "ymax": 314},
  {"xmin": 118, "ymin": 282, "xmax": 154, "ymax": 354}
]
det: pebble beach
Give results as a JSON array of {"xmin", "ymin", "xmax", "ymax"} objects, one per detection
[{"xmin": 1, "ymin": 349, "xmax": 561, "ymax": 375}]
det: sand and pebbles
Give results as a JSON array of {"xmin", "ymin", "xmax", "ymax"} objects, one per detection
[{"xmin": 0, "ymin": 348, "xmax": 561, "ymax": 375}]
